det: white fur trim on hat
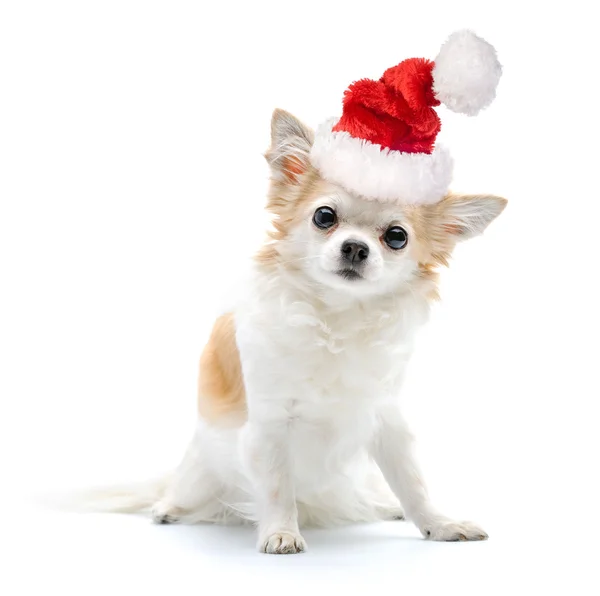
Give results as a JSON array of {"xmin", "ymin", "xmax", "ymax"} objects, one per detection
[
  {"xmin": 433, "ymin": 30, "xmax": 502, "ymax": 116},
  {"xmin": 310, "ymin": 118, "xmax": 454, "ymax": 205}
]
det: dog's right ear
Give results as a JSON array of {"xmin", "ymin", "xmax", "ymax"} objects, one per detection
[{"xmin": 265, "ymin": 109, "xmax": 314, "ymax": 184}]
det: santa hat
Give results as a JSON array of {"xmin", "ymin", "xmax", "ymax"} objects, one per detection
[{"xmin": 310, "ymin": 30, "xmax": 502, "ymax": 205}]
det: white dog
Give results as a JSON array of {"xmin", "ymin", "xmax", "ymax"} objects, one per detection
[{"xmin": 83, "ymin": 31, "xmax": 506, "ymax": 554}]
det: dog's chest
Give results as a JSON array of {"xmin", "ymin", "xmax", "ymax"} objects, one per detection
[
  {"xmin": 238, "ymin": 296, "xmax": 422, "ymax": 404},
  {"xmin": 284, "ymin": 326, "xmax": 406, "ymax": 400}
]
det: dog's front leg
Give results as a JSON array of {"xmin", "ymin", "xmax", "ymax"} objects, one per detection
[
  {"xmin": 372, "ymin": 406, "xmax": 488, "ymax": 541},
  {"xmin": 241, "ymin": 422, "xmax": 306, "ymax": 554}
]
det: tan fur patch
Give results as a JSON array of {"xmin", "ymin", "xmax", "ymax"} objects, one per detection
[
  {"xmin": 405, "ymin": 193, "xmax": 506, "ymax": 301},
  {"xmin": 402, "ymin": 199, "xmax": 453, "ymax": 302},
  {"xmin": 256, "ymin": 165, "xmax": 331, "ymax": 265},
  {"xmin": 197, "ymin": 313, "xmax": 247, "ymax": 427},
  {"xmin": 405, "ymin": 200, "xmax": 453, "ymax": 269}
]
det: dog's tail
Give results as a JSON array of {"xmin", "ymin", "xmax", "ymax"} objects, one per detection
[{"xmin": 45, "ymin": 474, "xmax": 171, "ymax": 515}]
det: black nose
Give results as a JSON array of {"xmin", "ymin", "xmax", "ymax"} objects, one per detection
[{"xmin": 341, "ymin": 240, "xmax": 369, "ymax": 264}]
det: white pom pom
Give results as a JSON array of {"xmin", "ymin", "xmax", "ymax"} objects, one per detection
[{"xmin": 432, "ymin": 30, "xmax": 502, "ymax": 116}]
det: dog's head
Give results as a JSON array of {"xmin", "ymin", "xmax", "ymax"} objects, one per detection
[{"xmin": 259, "ymin": 109, "xmax": 506, "ymax": 300}]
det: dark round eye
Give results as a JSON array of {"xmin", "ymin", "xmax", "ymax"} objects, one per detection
[
  {"xmin": 313, "ymin": 206, "xmax": 337, "ymax": 229},
  {"xmin": 383, "ymin": 226, "xmax": 408, "ymax": 250}
]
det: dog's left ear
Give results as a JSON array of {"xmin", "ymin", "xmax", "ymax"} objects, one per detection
[
  {"xmin": 265, "ymin": 109, "xmax": 314, "ymax": 183},
  {"xmin": 436, "ymin": 193, "xmax": 507, "ymax": 240}
]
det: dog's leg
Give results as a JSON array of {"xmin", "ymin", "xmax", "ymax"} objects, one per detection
[
  {"xmin": 372, "ymin": 407, "xmax": 488, "ymax": 541},
  {"xmin": 241, "ymin": 423, "xmax": 306, "ymax": 554},
  {"xmin": 151, "ymin": 423, "xmax": 218, "ymax": 524}
]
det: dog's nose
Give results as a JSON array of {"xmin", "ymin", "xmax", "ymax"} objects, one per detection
[{"xmin": 341, "ymin": 240, "xmax": 369, "ymax": 264}]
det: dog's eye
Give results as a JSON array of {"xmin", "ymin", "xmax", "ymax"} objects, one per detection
[
  {"xmin": 383, "ymin": 226, "xmax": 408, "ymax": 250},
  {"xmin": 313, "ymin": 207, "xmax": 337, "ymax": 229}
]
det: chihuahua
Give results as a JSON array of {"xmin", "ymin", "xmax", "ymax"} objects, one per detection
[{"xmin": 82, "ymin": 31, "xmax": 506, "ymax": 554}]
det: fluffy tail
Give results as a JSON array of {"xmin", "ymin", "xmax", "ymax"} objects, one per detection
[{"xmin": 45, "ymin": 474, "xmax": 171, "ymax": 515}]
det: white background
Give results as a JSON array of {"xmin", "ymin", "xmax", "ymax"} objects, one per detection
[{"xmin": 1, "ymin": 1, "xmax": 598, "ymax": 594}]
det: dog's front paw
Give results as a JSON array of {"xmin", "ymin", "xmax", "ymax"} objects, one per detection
[
  {"xmin": 258, "ymin": 531, "xmax": 307, "ymax": 554},
  {"xmin": 421, "ymin": 518, "xmax": 488, "ymax": 542}
]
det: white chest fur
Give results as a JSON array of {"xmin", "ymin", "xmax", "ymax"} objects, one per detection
[{"xmin": 234, "ymin": 269, "xmax": 431, "ymax": 493}]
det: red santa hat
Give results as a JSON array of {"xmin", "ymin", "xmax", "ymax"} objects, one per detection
[{"xmin": 310, "ymin": 30, "xmax": 502, "ymax": 205}]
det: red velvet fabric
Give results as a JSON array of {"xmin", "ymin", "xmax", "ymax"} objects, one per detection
[{"xmin": 332, "ymin": 57, "xmax": 441, "ymax": 154}]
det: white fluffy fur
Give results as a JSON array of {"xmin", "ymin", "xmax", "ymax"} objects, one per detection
[
  {"xmin": 433, "ymin": 29, "xmax": 502, "ymax": 116},
  {"xmin": 76, "ymin": 112, "xmax": 502, "ymax": 554},
  {"xmin": 142, "ymin": 266, "xmax": 435, "ymax": 543},
  {"xmin": 310, "ymin": 119, "xmax": 454, "ymax": 205},
  {"xmin": 152, "ymin": 251, "xmax": 487, "ymax": 549},
  {"xmin": 79, "ymin": 190, "xmax": 495, "ymax": 553}
]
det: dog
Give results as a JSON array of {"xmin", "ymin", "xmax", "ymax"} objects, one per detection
[
  {"xmin": 85, "ymin": 108, "xmax": 505, "ymax": 554},
  {"xmin": 80, "ymin": 31, "xmax": 506, "ymax": 554}
]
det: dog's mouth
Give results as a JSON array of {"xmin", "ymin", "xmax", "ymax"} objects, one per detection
[{"xmin": 336, "ymin": 268, "xmax": 363, "ymax": 281}]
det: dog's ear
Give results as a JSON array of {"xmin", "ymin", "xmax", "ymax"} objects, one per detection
[
  {"xmin": 435, "ymin": 193, "xmax": 507, "ymax": 240},
  {"xmin": 265, "ymin": 109, "xmax": 314, "ymax": 183},
  {"xmin": 410, "ymin": 194, "xmax": 506, "ymax": 268}
]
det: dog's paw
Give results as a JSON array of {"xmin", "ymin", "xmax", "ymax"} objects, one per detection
[
  {"xmin": 258, "ymin": 531, "xmax": 307, "ymax": 554},
  {"xmin": 151, "ymin": 500, "xmax": 181, "ymax": 524},
  {"xmin": 377, "ymin": 503, "xmax": 405, "ymax": 521},
  {"xmin": 421, "ymin": 519, "xmax": 488, "ymax": 542}
]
